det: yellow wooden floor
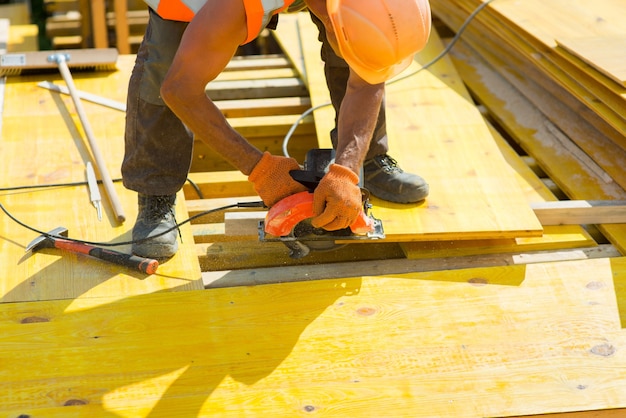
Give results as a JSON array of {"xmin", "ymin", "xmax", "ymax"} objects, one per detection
[
  {"xmin": 1, "ymin": 258, "xmax": 626, "ymax": 417},
  {"xmin": 1, "ymin": 4, "xmax": 626, "ymax": 416}
]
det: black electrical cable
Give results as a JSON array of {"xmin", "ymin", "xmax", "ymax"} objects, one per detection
[
  {"xmin": 0, "ymin": 178, "xmax": 123, "ymax": 192},
  {"xmin": 0, "ymin": 200, "xmax": 265, "ymax": 248},
  {"xmin": 0, "ymin": 176, "xmax": 205, "ymax": 199}
]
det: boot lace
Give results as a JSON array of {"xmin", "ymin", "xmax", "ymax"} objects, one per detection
[
  {"xmin": 374, "ymin": 154, "xmax": 403, "ymax": 174},
  {"xmin": 145, "ymin": 195, "xmax": 182, "ymax": 241},
  {"xmin": 145, "ymin": 196, "xmax": 175, "ymax": 222}
]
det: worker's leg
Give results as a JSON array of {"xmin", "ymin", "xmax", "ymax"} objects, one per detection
[
  {"xmin": 309, "ymin": 12, "xmax": 429, "ymax": 204},
  {"xmin": 122, "ymin": 10, "xmax": 192, "ymax": 195},
  {"xmin": 122, "ymin": 10, "xmax": 190, "ymax": 259}
]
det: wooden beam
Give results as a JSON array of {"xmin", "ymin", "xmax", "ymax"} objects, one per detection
[
  {"xmin": 112, "ymin": 0, "xmax": 130, "ymax": 54},
  {"xmin": 218, "ymin": 200, "xmax": 626, "ymax": 239},
  {"xmin": 202, "ymin": 244, "xmax": 620, "ymax": 288},
  {"xmin": 532, "ymin": 200, "xmax": 626, "ymax": 225}
]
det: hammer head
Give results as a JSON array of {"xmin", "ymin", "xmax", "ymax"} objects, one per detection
[{"xmin": 26, "ymin": 226, "xmax": 69, "ymax": 252}]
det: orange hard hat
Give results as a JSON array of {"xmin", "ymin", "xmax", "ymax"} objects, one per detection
[{"xmin": 327, "ymin": 0, "xmax": 432, "ymax": 84}]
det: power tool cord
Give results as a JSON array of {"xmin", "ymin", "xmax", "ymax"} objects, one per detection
[
  {"xmin": 0, "ymin": 200, "xmax": 265, "ymax": 248},
  {"xmin": 282, "ymin": 0, "xmax": 496, "ymax": 158}
]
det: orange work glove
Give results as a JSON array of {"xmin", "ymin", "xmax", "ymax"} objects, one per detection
[
  {"xmin": 311, "ymin": 164, "xmax": 363, "ymax": 231},
  {"xmin": 248, "ymin": 151, "xmax": 308, "ymax": 207}
]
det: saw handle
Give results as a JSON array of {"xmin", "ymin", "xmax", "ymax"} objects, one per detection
[{"xmin": 53, "ymin": 239, "xmax": 159, "ymax": 275}]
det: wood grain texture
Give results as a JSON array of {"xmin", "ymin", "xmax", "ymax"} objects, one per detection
[
  {"xmin": 1, "ymin": 257, "xmax": 626, "ymax": 416},
  {"xmin": 445, "ymin": 34, "xmax": 626, "ymax": 254}
]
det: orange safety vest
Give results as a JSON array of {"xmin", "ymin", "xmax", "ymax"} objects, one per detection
[{"xmin": 144, "ymin": 0, "xmax": 296, "ymax": 44}]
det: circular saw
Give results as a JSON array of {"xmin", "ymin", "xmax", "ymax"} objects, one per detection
[{"xmin": 258, "ymin": 149, "xmax": 385, "ymax": 259}]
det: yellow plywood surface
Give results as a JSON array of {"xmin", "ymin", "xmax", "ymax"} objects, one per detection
[
  {"xmin": 274, "ymin": 14, "xmax": 543, "ymax": 242},
  {"xmin": 1, "ymin": 257, "xmax": 626, "ymax": 416},
  {"xmin": 0, "ymin": 55, "xmax": 203, "ymax": 302}
]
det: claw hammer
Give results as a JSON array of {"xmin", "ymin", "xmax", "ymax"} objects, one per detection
[{"xmin": 26, "ymin": 226, "xmax": 159, "ymax": 274}]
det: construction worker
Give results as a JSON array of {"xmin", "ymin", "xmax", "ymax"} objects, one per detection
[{"xmin": 122, "ymin": 0, "xmax": 432, "ymax": 259}]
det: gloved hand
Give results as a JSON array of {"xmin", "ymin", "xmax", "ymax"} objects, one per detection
[
  {"xmin": 311, "ymin": 164, "xmax": 363, "ymax": 231},
  {"xmin": 248, "ymin": 151, "xmax": 309, "ymax": 207}
]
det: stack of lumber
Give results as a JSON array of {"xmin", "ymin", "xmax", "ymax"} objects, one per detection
[{"xmin": 429, "ymin": 0, "xmax": 626, "ymax": 254}]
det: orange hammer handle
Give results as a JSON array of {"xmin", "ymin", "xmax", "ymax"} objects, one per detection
[{"xmin": 53, "ymin": 239, "xmax": 159, "ymax": 275}]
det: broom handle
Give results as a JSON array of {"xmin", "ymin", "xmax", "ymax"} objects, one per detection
[{"xmin": 51, "ymin": 53, "xmax": 126, "ymax": 223}]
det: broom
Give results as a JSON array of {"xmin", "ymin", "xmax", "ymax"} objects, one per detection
[{"xmin": 0, "ymin": 48, "xmax": 126, "ymax": 223}]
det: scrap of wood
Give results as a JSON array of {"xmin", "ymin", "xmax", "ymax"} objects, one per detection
[
  {"xmin": 224, "ymin": 211, "xmax": 267, "ymax": 237},
  {"xmin": 532, "ymin": 200, "xmax": 626, "ymax": 225}
]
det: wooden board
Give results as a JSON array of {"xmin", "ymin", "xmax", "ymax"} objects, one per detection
[
  {"xmin": 445, "ymin": 36, "xmax": 626, "ymax": 255},
  {"xmin": 1, "ymin": 257, "xmax": 626, "ymax": 417},
  {"xmin": 437, "ymin": 0, "xmax": 626, "ymax": 141},
  {"xmin": 555, "ymin": 36, "xmax": 626, "ymax": 90},
  {"xmin": 0, "ymin": 55, "xmax": 203, "ymax": 302},
  {"xmin": 273, "ymin": 14, "xmax": 543, "ymax": 242}
]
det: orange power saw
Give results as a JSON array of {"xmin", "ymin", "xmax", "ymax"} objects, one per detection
[{"xmin": 258, "ymin": 149, "xmax": 385, "ymax": 258}]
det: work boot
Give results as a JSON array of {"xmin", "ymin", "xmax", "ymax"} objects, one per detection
[
  {"xmin": 363, "ymin": 154, "xmax": 429, "ymax": 203},
  {"xmin": 132, "ymin": 193, "xmax": 179, "ymax": 259}
]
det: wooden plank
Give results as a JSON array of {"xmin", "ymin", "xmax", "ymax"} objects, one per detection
[
  {"xmin": 220, "ymin": 201, "xmax": 626, "ymax": 236},
  {"xmin": 6, "ymin": 24, "xmax": 38, "ymax": 52},
  {"xmin": 2, "ymin": 257, "xmax": 626, "ymax": 416},
  {"xmin": 556, "ymin": 36, "xmax": 626, "ymax": 89},
  {"xmin": 274, "ymin": 14, "xmax": 544, "ymax": 242},
  {"xmin": 216, "ymin": 96, "xmax": 311, "ymax": 118},
  {"xmin": 90, "ymin": 0, "xmax": 108, "ymax": 48},
  {"xmin": 205, "ymin": 77, "xmax": 308, "ymax": 101},
  {"xmin": 214, "ymin": 67, "xmax": 298, "ymax": 82},
  {"xmin": 532, "ymin": 201, "xmax": 626, "ymax": 225},
  {"xmin": 432, "ymin": 1, "xmax": 626, "ymax": 189},
  {"xmin": 202, "ymin": 244, "xmax": 620, "ymax": 287},
  {"xmin": 402, "ymin": 111, "xmax": 597, "ymax": 258},
  {"xmin": 196, "ymin": 240, "xmax": 406, "ymax": 271},
  {"xmin": 112, "ymin": 0, "xmax": 130, "ymax": 54},
  {"xmin": 223, "ymin": 54, "xmax": 292, "ymax": 71},
  {"xmin": 445, "ymin": 0, "xmax": 626, "ymax": 142},
  {"xmin": 184, "ymin": 172, "xmax": 255, "ymax": 200},
  {"xmin": 224, "ymin": 211, "xmax": 267, "ymax": 237},
  {"xmin": 444, "ymin": 35, "xmax": 626, "ymax": 254}
]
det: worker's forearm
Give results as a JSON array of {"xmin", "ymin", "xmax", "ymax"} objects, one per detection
[
  {"xmin": 161, "ymin": 87, "xmax": 263, "ymax": 175},
  {"xmin": 334, "ymin": 77, "xmax": 385, "ymax": 174}
]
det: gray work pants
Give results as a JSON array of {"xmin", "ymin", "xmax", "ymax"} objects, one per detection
[{"xmin": 122, "ymin": 10, "xmax": 389, "ymax": 196}]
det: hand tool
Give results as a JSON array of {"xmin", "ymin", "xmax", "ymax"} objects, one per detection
[
  {"xmin": 26, "ymin": 226, "xmax": 159, "ymax": 275},
  {"xmin": 86, "ymin": 161, "xmax": 102, "ymax": 221},
  {"xmin": 0, "ymin": 48, "xmax": 125, "ymax": 223},
  {"xmin": 48, "ymin": 52, "xmax": 126, "ymax": 223},
  {"xmin": 37, "ymin": 81, "xmax": 127, "ymax": 112},
  {"xmin": 258, "ymin": 149, "xmax": 385, "ymax": 258}
]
